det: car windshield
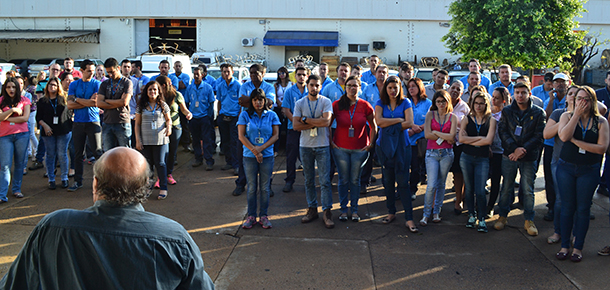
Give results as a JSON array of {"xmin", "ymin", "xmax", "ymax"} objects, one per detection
[
  {"xmin": 33, "ymin": 58, "xmax": 56, "ymax": 64},
  {"xmin": 417, "ymin": 71, "xmax": 433, "ymax": 82}
]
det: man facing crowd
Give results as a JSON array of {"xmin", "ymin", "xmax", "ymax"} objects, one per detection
[{"xmin": 0, "ymin": 147, "xmax": 215, "ymax": 289}]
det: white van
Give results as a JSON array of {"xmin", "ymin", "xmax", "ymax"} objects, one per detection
[
  {"xmin": 191, "ymin": 52, "xmax": 220, "ymax": 66},
  {"xmin": 138, "ymin": 53, "xmax": 193, "ymax": 80}
]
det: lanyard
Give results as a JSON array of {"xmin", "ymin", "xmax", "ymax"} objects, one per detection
[
  {"xmin": 307, "ymin": 98, "xmax": 319, "ymax": 118},
  {"xmin": 580, "ymin": 117, "xmax": 591, "ymax": 138},
  {"xmin": 50, "ymin": 98, "xmax": 58, "ymax": 115},
  {"xmin": 252, "ymin": 112, "xmax": 264, "ymax": 137},
  {"xmin": 387, "ymin": 103, "xmax": 396, "ymax": 118},
  {"xmin": 473, "ymin": 116, "xmax": 482, "ymax": 135},
  {"xmin": 149, "ymin": 102, "xmax": 158, "ymax": 117},
  {"xmin": 348, "ymin": 100, "xmax": 358, "ymax": 126},
  {"xmin": 437, "ymin": 111, "xmax": 448, "ymax": 131}
]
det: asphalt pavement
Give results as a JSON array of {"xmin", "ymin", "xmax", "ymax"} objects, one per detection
[{"xmin": 1, "ymin": 147, "xmax": 609, "ymax": 289}]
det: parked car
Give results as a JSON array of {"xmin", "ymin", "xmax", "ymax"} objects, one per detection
[
  {"xmin": 242, "ymin": 72, "xmax": 278, "ymax": 84},
  {"xmin": 138, "ymin": 53, "xmax": 193, "ymax": 79},
  {"xmin": 10, "ymin": 59, "xmax": 37, "ymax": 74},
  {"xmin": 485, "ymin": 70, "xmax": 521, "ymax": 83},
  {"xmin": 415, "ymin": 68, "xmax": 436, "ymax": 84},
  {"xmin": 448, "ymin": 71, "xmax": 469, "ymax": 85},
  {"xmin": 28, "ymin": 58, "xmax": 64, "ymax": 76},
  {"xmin": 0, "ymin": 63, "xmax": 18, "ymax": 84}
]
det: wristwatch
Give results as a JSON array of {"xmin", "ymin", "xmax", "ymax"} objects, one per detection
[{"xmin": 302, "ymin": 116, "xmax": 308, "ymax": 124}]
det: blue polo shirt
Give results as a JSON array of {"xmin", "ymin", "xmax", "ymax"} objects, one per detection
[
  {"xmin": 282, "ymin": 84, "xmax": 308, "ymax": 130},
  {"xmin": 216, "ymin": 77, "xmax": 242, "ymax": 117},
  {"xmin": 362, "ymin": 83, "xmax": 381, "ymax": 107},
  {"xmin": 542, "ymin": 94, "xmax": 567, "ymax": 147},
  {"xmin": 459, "ymin": 74, "xmax": 491, "ymax": 92},
  {"xmin": 68, "ymin": 79, "xmax": 101, "ymax": 123},
  {"xmin": 202, "ymin": 75, "xmax": 216, "ymax": 92},
  {"xmin": 170, "ymin": 72, "xmax": 191, "ymax": 97},
  {"xmin": 531, "ymin": 85, "xmax": 552, "ymax": 104},
  {"xmin": 237, "ymin": 110, "xmax": 281, "ymax": 158},
  {"xmin": 150, "ymin": 74, "xmax": 179, "ymax": 90},
  {"xmin": 361, "ymin": 70, "xmax": 376, "ymax": 85},
  {"xmin": 489, "ymin": 81, "xmax": 514, "ymax": 96},
  {"xmin": 596, "ymin": 86, "xmax": 610, "ymax": 117},
  {"xmin": 408, "ymin": 98, "xmax": 432, "ymax": 144},
  {"xmin": 321, "ymin": 76, "xmax": 333, "ymax": 93},
  {"xmin": 185, "ymin": 81, "xmax": 215, "ymax": 118},
  {"xmin": 239, "ymin": 81, "xmax": 276, "ymax": 104}
]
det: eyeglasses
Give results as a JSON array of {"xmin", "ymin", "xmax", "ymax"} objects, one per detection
[
  {"xmin": 435, "ymin": 99, "xmax": 447, "ymax": 104},
  {"xmin": 474, "ymin": 102, "xmax": 486, "ymax": 106}
]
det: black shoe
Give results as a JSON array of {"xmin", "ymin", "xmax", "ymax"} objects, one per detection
[
  {"xmin": 29, "ymin": 161, "xmax": 44, "ymax": 171},
  {"xmin": 360, "ymin": 186, "xmax": 368, "ymax": 195},
  {"xmin": 174, "ymin": 160, "xmax": 178, "ymax": 166},
  {"xmin": 590, "ymin": 213, "xmax": 596, "ymax": 220},
  {"xmin": 192, "ymin": 161, "xmax": 203, "ymax": 167},
  {"xmin": 205, "ymin": 163, "xmax": 214, "ymax": 171},
  {"xmin": 543, "ymin": 209, "xmax": 554, "ymax": 221},
  {"xmin": 61, "ymin": 180, "xmax": 69, "ymax": 188},
  {"xmin": 370, "ymin": 176, "xmax": 377, "ymax": 183},
  {"xmin": 221, "ymin": 164, "xmax": 233, "ymax": 171},
  {"xmin": 48, "ymin": 181, "xmax": 56, "ymax": 190},
  {"xmin": 597, "ymin": 186, "xmax": 609, "ymax": 197},
  {"xmin": 67, "ymin": 182, "xmax": 83, "ymax": 192},
  {"xmin": 233, "ymin": 167, "xmax": 239, "ymax": 176},
  {"xmin": 270, "ymin": 189, "xmax": 275, "ymax": 197},
  {"xmin": 232, "ymin": 186, "xmax": 245, "ymax": 196},
  {"xmin": 283, "ymin": 182, "xmax": 293, "ymax": 192}
]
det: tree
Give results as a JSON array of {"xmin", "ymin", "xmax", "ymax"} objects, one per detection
[
  {"xmin": 443, "ymin": 0, "xmax": 587, "ymax": 71},
  {"xmin": 570, "ymin": 34, "xmax": 609, "ymax": 84}
]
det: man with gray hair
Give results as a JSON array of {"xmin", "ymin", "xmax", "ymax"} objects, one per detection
[{"xmin": 0, "ymin": 147, "xmax": 215, "ymax": 289}]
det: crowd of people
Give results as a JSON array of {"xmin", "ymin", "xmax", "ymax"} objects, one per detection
[{"xmin": 2, "ymin": 55, "xmax": 610, "ymax": 264}]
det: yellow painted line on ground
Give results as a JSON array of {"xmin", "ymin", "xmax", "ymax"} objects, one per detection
[
  {"xmin": 373, "ymin": 265, "xmax": 447, "ymax": 289},
  {"xmin": 0, "ymin": 243, "xmax": 18, "ymax": 249},
  {"xmin": 0, "ymin": 255, "xmax": 18, "ymax": 265},
  {"xmin": 0, "ymin": 213, "xmax": 47, "ymax": 224}
]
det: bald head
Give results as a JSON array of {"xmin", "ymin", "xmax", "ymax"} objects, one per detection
[{"xmin": 93, "ymin": 147, "xmax": 151, "ymax": 205}]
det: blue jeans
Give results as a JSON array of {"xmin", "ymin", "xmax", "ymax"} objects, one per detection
[
  {"xmin": 244, "ymin": 156, "xmax": 274, "ymax": 217},
  {"xmin": 284, "ymin": 129, "xmax": 301, "ymax": 184},
  {"xmin": 423, "ymin": 149, "xmax": 454, "ymax": 217},
  {"xmin": 551, "ymin": 160, "xmax": 562, "ymax": 235},
  {"xmin": 141, "ymin": 144, "xmax": 169, "ymax": 190},
  {"xmin": 460, "ymin": 152, "xmax": 490, "ymax": 220},
  {"xmin": 27, "ymin": 111, "xmax": 38, "ymax": 157},
  {"xmin": 218, "ymin": 115, "xmax": 239, "ymax": 168},
  {"xmin": 102, "ymin": 123, "xmax": 131, "ymax": 151},
  {"xmin": 300, "ymin": 146, "xmax": 332, "ymax": 211},
  {"xmin": 189, "ymin": 116, "xmax": 214, "ymax": 165},
  {"xmin": 41, "ymin": 132, "xmax": 71, "ymax": 182},
  {"xmin": 378, "ymin": 144, "xmax": 413, "ymax": 220},
  {"xmin": 498, "ymin": 156, "xmax": 537, "ymax": 220},
  {"xmin": 556, "ymin": 159, "xmax": 600, "ymax": 250},
  {"xmin": 333, "ymin": 147, "xmax": 369, "ymax": 214},
  {"xmin": 0, "ymin": 132, "xmax": 29, "ymax": 201},
  {"xmin": 167, "ymin": 124, "xmax": 182, "ymax": 175}
]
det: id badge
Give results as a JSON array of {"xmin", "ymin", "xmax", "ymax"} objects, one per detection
[
  {"xmin": 579, "ymin": 147, "xmax": 586, "ymax": 154},
  {"xmin": 9, "ymin": 122, "xmax": 15, "ymax": 126},
  {"xmin": 53, "ymin": 117, "xmax": 59, "ymax": 124},
  {"xmin": 195, "ymin": 101, "xmax": 200, "ymax": 108},
  {"xmin": 151, "ymin": 121, "xmax": 157, "ymax": 130},
  {"xmin": 514, "ymin": 125, "xmax": 523, "ymax": 136},
  {"xmin": 436, "ymin": 138, "xmax": 444, "ymax": 145},
  {"xmin": 348, "ymin": 126, "xmax": 355, "ymax": 138},
  {"xmin": 255, "ymin": 137, "xmax": 264, "ymax": 144},
  {"xmin": 310, "ymin": 127, "xmax": 318, "ymax": 137}
]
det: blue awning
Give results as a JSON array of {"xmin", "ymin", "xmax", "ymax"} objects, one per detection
[{"xmin": 263, "ymin": 31, "xmax": 339, "ymax": 47}]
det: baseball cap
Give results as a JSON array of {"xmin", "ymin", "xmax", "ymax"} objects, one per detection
[{"xmin": 553, "ymin": 73, "xmax": 570, "ymax": 81}]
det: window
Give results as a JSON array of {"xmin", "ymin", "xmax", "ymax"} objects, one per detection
[{"xmin": 348, "ymin": 44, "xmax": 369, "ymax": 52}]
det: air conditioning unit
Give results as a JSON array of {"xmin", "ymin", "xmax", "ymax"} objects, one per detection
[
  {"xmin": 373, "ymin": 41, "xmax": 386, "ymax": 50},
  {"xmin": 241, "ymin": 38, "xmax": 254, "ymax": 47}
]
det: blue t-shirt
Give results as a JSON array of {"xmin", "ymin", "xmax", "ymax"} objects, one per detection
[
  {"xmin": 489, "ymin": 81, "xmax": 514, "ymax": 96},
  {"xmin": 216, "ymin": 78, "xmax": 242, "ymax": 117},
  {"xmin": 68, "ymin": 79, "xmax": 101, "ymax": 123},
  {"xmin": 239, "ymin": 81, "xmax": 277, "ymax": 104},
  {"xmin": 237, "ymin": 110, "xmax": 281, "ymax": 158},
  {"xmin": 281, "ymin": 84, "xmax": 308, "ymax": 130},
  {"xmin": 408, "ymin": 98, "xmax": 432, "ymax": 144},
  {"xmin": 150, "ymin": 74, "xmax": 179, "ymax": 90},
  {"xmin": 542, "ymin": 94, "xmax": 567, "ymax": 147},
  {"xmin": 361, "ymin": 70, "xmax": 376, "ymax": 85},
  {"xmin": 185, "ymin": 82, "xmax": 215, "ymax": 118},
  {"xmin": 170, "ymin": 72, "xmax": 191, "ymax": 97},
  {"xmin": 531, "ymin": 85, "xmax": 552, "ymax": 104},
  {"xmin": 375, "ymin": 98, "xmax": 413, "ymax": 146}
]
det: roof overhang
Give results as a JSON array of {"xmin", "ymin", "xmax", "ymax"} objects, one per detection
[{"xmin": 0, "ymin": 30, "xmax": 100, "ymax": 43}]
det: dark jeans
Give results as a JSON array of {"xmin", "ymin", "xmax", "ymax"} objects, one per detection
[
  {"xmin": 235, "ymin": 139, "xmax": 247, "ymax": 188},
  {"xmin": 179, "ymin": 110, "xmax": 192, "ymax": 147},
  {"xmin": 35, "ymin": 137, "xmax": 45, "ymax": 162},
  {"xmin": 72, "ymin": 122, "xmax": 103, "ymax": 184},
  {"xmin": 284, "ymin": 129, "xmax": 301, "ymax": 184},
  {"xmin": 488, "ymin": 153, "xmax": 503, "ymax": 212},
  {"xmin": 141, "ymin": 144, "xmax": 169, "ymax": 190},
  {"xmin": 409, "ymin": 145, "xmax": 423, "ymax": 193},
  {"xmin": 189, "ymin": 116, "xmax": 215, "ymax": 165},
  {"xmin": 167, "ymin": 125, "xmax": 182, "ymax": 175},
  {"xmin": 557, "ymin": 159, "xmax": 600, "ymax": 250},
  {"xmin": 543, "ymin": 145, "xmax": 556, "ymax": 210},
  {"xmin": 217, "ymin": 115, "xmax": 239, "ymax": 168},
  {"xmin": 460, "ymin": 152, "xmax": 490, "ymax": 220},
  {"xmin": 378, "ymin": 145, "xmax": 413, "ymax": 221}
]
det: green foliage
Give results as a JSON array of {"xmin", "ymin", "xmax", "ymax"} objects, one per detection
[{"xmin": 442, "ymin": 0, "xmax": 587, "ymax": 71}]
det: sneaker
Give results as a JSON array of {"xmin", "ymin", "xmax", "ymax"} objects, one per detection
[
  {"xmin": 48, "ymin": 181, "xmax": 56, "ymax": 190},
  {"xmin": 260, "ymin": 216, "xmax": 272, "ymax": 229},
  {"xmin": 87, "ymin": 157, "xmax": 96, "ymax": 165},
  {"xmin": 67, "ymin": 182, "xmax": 83, "ymax": 192},
  {"xmin": 232, "ymin": 186, "xmax": 245, "ymax": 196},
  {"xmin": 338, "ymin": 213, "xmax": 348, "ymax": 221},
  {"xmin": 205, "ymin": 163, "xmax": 214, "ymax": 171},
  {"xmin": 598, "ymin": 245, "xmax": 610, "ymax": 256},
  {"xmin": 242, "ymin": 216, "xmax": 257, "ymax": 229},
  {"xmin": 478, "ymin": 220, "xmax": 488, "ymax": 233},
  {"xmin": 524, "ymin": 220, "xmax": 538, "ymax": 236},
  {"xmin": 432, "ymin": 214, "xmax": 442, "ymax": 223},
  {"xmin": 323, "ymin": 209, "xmax": 334, "ymax": 229},
  {"xmin": 270, "ymin": 189, "xmax": 275, "ymax": 197},
  {"xmin": 411, "ymin": 193, "xmax": 416, "ymax": 200},
  {"xmin": 419, "ymin": 216, "xmax": 428, "ymax": 226},
  {"xmin": 466, "ymin": 215, "xmax": 476, "ymax": 228},
  {"xmin": 221, "ymin": 164, "xmax": 233, "ymax": 170},
  {"xmin": 233, "ymin": 167, "xmax": 239, "ymax": 176},
  {"xmin": 597, "ymin": 185, "xmax": 610, "ymax": 197},
  {"xmin": 61, "ymin": 180, "xmax": 69, "ymax": 188},
  {"xmin": 302, "ymin": 207, "xmax": 319, "ymax": 223},
  {"xmin": 283, "ymin": 182, "xmax": 293, "ymax": 193},
  {"xmin": 192, "ymin": 161, "xmax": 203, "ymax": 167},
  {"xmin": 543, "ymin": 209, "xmax": 554, "ymax": 221},
  {"xmin": 167, "ymin": 174, "xmax": 177, "ymax": 185},
  {"xmin": 494, "ymin": 216, "xmax": 507, "ymax": 230},
  {"xmin": 29, "ymin": 161, "xmax": 44, "ymax": 171},
  {"xmin": 154, "ymin": 179, "xmax": 160, "ymax": 189}
]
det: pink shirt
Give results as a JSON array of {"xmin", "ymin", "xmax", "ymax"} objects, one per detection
[
  {"xmin": 427, "ymin": 112, "xmax": 453, "ymax": 150},
  {"xmin": 0, "ymin": 96, "xmax": 31, "ymax": 137}
]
